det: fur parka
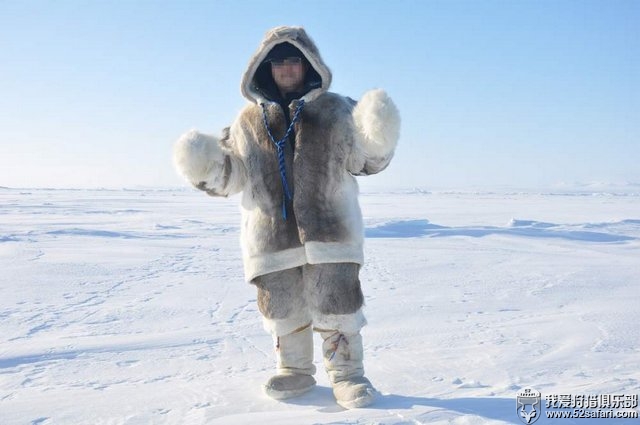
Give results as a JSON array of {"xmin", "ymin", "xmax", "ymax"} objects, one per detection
[{"xmin": 174, "ymin": 26, "xmax": 400, "ymax": 281}]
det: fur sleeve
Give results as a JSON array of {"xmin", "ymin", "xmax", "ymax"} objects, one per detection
[
  {"xmin": 347, "ymin": 89, "xmax": 401, "ymax": 176},
  {"xmin": 173, "ymin": 128, "xmax": 247, "ymax": 196}
]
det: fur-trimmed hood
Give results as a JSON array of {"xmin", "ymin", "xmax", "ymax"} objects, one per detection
[{"xmin": 241, "ymin": 26, "xmax": 332, "ymax": 104}]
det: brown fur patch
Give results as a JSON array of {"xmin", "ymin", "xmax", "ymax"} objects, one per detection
[
  {"xmin": 253, "ymin": 267, "xmax": 305, "ymax": 319},
  {"xmin": 303, "ymin": 263, "xmax": 363, "ymax": 315},
  {"xmin": 252, "ymin": 262, "xmax": 363, "ymax": 320}
]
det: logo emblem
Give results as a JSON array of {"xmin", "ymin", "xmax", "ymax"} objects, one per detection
[{"xmin": 516, "ymin": 387, "xmax": 541, "ymax": 424}]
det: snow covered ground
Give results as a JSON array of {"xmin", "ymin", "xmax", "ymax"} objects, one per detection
[{"xmin": 1, "ymin": 187, "xmax": 638, "ymax": 424}]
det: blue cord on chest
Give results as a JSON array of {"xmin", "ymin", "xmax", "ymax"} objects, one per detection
[{"xmin": 260, "ymin": 100, "xmax": 305, "ymax": 220}]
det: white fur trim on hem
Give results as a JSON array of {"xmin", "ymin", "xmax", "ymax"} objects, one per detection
[
  {"xmin": 305, "ymin": 241, "xmax": 364, "ymax": 266},
  {"xmin": 243, "ymin": 242, "xmax": 363, "ymax": 281},
  {"xmin": 313, "ymin": 309, "xmax": 367, "ymax": 334},
  {"xmin": 243, "ymin": 246, "xmax": 307, "ymax": 282}
]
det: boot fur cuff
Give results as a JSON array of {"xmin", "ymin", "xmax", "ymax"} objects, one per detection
[
  {"xmin": 313, "ymin": 309, "xmax": 367, "ymax": 334},
  {"xmin": 263, "ymin": 313, "xmax": 313, "ymax": 337}
]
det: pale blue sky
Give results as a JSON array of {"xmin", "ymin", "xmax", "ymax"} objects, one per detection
[{"xmin": 1, "ymin": 0, "xmax": 638, "ymax": 190}]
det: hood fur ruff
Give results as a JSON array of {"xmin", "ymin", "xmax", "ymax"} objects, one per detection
[{"xmin": 241, "ymin": 26, "xmax": 332, "ymax": 104}]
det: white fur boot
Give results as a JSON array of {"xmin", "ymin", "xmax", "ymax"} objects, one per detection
[
  {"xmin": 263, "ymin": 324, "xmax": 316, "ymax": 400},
  {"xmin": 320, "ymin": 330, "xmax": 376, "ymax": 409}
]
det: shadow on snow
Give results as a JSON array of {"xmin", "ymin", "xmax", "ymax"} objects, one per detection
[{"xmin": 365, "ymin": 219, "xmax": 636, "ymax": 243}]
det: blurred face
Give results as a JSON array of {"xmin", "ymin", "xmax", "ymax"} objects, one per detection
[{"xmin": 270, "ymin": 57, "xmax": 307, "ymax": 95}]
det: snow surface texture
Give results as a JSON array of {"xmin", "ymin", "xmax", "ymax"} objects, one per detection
[{"xmin": 1, "ymin": 188, "xmax": 639, "ymax": 424}]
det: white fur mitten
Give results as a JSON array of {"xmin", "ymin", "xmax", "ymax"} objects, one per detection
[
  {"xmin": 173, "ymin": 130, "xmax": 226, "ymax": 189},
  {"xmin": 352, "ymin": 89, "xmax": 401, "ymax": 158}
]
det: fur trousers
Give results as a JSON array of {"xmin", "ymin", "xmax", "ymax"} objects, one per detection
[{"xmin": 251, "ymin": 262, "xmax": 366, "ymax": 336}]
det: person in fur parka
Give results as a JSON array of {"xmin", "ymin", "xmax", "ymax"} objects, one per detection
[{"xmin": 173, "ymin": 26, "xmax": 400, "ymax": 409}]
